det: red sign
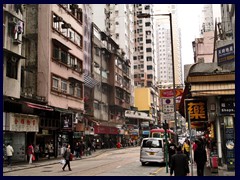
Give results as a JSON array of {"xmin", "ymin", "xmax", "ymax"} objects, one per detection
[
  {"xmin": 160, "ymin": 89, "xmax": 183, "ymax": 98},
  {"xmin": 94, "ymin": 125, "xmax": 119, "ymax": 134}
]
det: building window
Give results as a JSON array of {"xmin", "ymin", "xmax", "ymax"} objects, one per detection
[
  {"xmin": 147, "ymin": 65, "xmax": 152, "ymax": 70},
  {"xmin": 6, "ymin": 56, "xmax": 18, "ymax": 79},
  {"xmin": 147, "ymin": 56, "xmax": 152, "ymax": 61},
  {"xmin": 61, "ymin": 80, "xmax": 67, "ymax": 93},
  {"xmin": 146, "ymin": 39, "xmax": 151, "ymax": 44},
  {"xmin": 61, "ymin": 50, "xmax": 68, "ymax": 64},
  {"xmin": 76, "ymin": 83, "xmax": 82, "ymax": 98},
  {"xmin": 145, "ymin": 5, "xmax": 150, "ymax": 10},
  {"xmin": 145, "ymin": 22, "xmax": 151, "ymax": 27},
  {"xmin": 69, "ymin": 83, "xmax": 74, "ymax": 95},
  {"xmin": 52, "ymin": 76, "xmax": 59, "ymax": 90},
  {"xmin": 146, "ymin": 48, "xmax": 152, "ymax": 52},
  {"xmin": 95, "ymin": 47, "xmax": 100, "ymax": 56},
  {"xmin": 53, "ymin": 45, "xmax": 60, "ymax": 60},
  {"xmin": 147, "ymin": 74, "xmax": 153, "ymax": 79}
]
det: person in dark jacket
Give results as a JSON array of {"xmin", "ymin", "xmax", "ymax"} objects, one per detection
[
  {"xmin": 170, "ymin": 145, "xmax": 189, "ymax": 176},
  {"xmin": 194, "ymin": 141, "xmax": 207, "ymax": 176},
  {"xmin": 168, "ymin": 138, "xmax": 177, "ymax": 168},
  {"xmin": 62, "ymin": 144, "xmax": 72, "ymax": 171}
]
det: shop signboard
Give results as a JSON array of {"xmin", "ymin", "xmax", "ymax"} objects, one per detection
[
  {"xmin": 7, "ymin": 113, "xmax": 39, "ymax": 132},
  {"xmin": 220, "ymin": 96, "xmax": 235, "ymax": 114},
  {"xmin": 217, "ymin": 43, "xmax": 234, "ymax": 65},
  {"xmin": 142, "ymin": 130, "xmax": 149, "ymax": 135},
  {"xmin": 61, "ymin": 113, "xmax": 73, "ymax": 129},
  {"xmin": 225, "ymin": 127, "xmax": 235, "ymax": 171},
  {"xmin": 185, "ymin": 100, "xmax": 208, "ymax": 122},
  {"xmin": 94, "ymin": 125, "xmax": 119, "ymax": 134}
]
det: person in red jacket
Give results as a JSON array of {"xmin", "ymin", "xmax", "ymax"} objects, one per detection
[
  {"xmin": 27, "ymin": 143, "xmax": 34, "ymax": 164},
  {"xmin": 116, "ymin": 142, "xmax": 122, "ymax": 149}
]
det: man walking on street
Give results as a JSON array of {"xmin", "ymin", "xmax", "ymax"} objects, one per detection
[
  {"xmin": 168, "ymin": 138, "xmax": 177, "ymax": 168},
  {"xmin": 194, "ymin": 140, "xmax": 207, "ymax": 176},
  {"xmin": 170, "ymin": 145, "xmax": 189, "ymax": 176},
  {"xmin": 6, "ymin": 143, "xmax": 14, "ymax": 168}
]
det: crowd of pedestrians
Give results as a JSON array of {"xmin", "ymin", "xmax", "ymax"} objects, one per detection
[{"xmin": 168, "ymin": 137, "xmax": 208, "ymax": 176}]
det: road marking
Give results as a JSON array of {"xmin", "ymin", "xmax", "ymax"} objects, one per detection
[
  {"xmin": 117, "ymin": 166, "xmax": 121, "ymax": 168},
  {"xmin": 149, "ymin": 167, "xmax": 164, "ymax": 176}
]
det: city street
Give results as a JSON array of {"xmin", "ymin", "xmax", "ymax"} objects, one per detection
[
  {"xmin": 4, "ymin": 147, "xmax": 166, "ymax": 176},
  {"xmin": 3, "ymin": 147, "xmax": 234, "ymax": 176}
]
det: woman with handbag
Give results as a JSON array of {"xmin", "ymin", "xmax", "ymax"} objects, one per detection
[{"xmin": 62, "ymin": 144, "xmax": 72, "ymax": 171}]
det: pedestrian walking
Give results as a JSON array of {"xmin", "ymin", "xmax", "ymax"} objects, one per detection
[
  {"xmin": 170, "ymin": 145, "xmax": 190, "ymax": 176},
  {"xmin": 62, "ymin": 144, "xmax": 72, "ymax": 171},
  {"xmin": 74, "ymin": 142, "xmax": 80, "ymax": 159},
  {"xmin": 182, "ymin": 139, "xmax": 190, "ymax": 162},
  {"xmin": 34, "ymin": 144, "xmax": 40, "ymax": 161},
  {"xmin": 27, "ymin": 143, "xmax": 34, "ymax": 164},
  {"xmin": 194, "ymin": 140, "xmax": 207, "ymax": 176},
  {"xmin": 6, "ymin": 143, "xmax": 14, "ymax": 167},
  {"xmin": 168, "ymin": 138, "xmax": 177, "ymax": 168}
]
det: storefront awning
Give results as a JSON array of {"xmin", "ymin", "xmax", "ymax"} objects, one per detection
[
  {"xmin": 25, "ymin": 102, "xmax": 54, "ymax": 111},
  {"xmin": 191, "ymin": 83, "xmax": 235, "ymax": 97}
]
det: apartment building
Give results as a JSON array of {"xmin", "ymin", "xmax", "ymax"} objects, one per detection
[
  {"xmin": 133, "ymin": 4, "xmax": 156, "ymax": 88},
  {"xmin": 3, "ymin": 4, "xmax": 85, "ymax": 161},
  {"xmin": 88, "ymin": 23, "xmax": 131, "ymax": 145},
  {"xmin": 91, "ymin": 4, "xmax": 135, "ymax": 107},
  {"xmin": 154, "ymin": 4, "xmax": 182, "ymax": 86},
  {"xmin": 3, "ymin": 4, "xmax": 30, "ymax": 161}
]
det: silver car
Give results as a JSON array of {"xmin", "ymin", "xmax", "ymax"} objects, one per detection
[{"xmin": 140, "ymin": 138, "xmax": 165, "ymax": 166}]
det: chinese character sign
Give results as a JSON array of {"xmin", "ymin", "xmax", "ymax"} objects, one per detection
[
  {"xmin": 185, "ymin": 100, "xmax": 208, "ymax": 122},
  {"xmin": 9, "ymin": 113, "xmax": 39, "ymax": 132}
]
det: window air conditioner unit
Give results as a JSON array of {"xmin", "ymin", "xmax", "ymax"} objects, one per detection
[
  {"xmin": 62, "ymin": 23, "xmax": 71, "ymax": 29},
  {"xmin": 54, "ymin": 16, "xmax": 63, "ymax": 22},
  {"xmin": 71, "ymin": 4, "xmax": 79, "ymax": 9}
]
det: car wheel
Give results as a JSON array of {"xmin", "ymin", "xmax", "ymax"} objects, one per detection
[{"xmin": 141, "ymin": 162, "xmax": 146, "ymax": 166}]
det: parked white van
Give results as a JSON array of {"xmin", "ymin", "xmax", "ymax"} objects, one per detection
[{"xmin": 140, "ymin": 138, "xmax": 165, "ymax": 166}]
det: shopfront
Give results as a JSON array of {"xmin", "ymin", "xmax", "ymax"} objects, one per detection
[
  {"xmin": 94, "ymin": 125, "xmax": 119, "ymax": 148},
  {"xmin": 3, "ymin": 112, "xmax": 39, "ymax": 162}
]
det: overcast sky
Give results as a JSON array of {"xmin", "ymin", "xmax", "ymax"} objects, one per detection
[
  {"xmin": 177, "ymin": 4, "xmax": 203, "ymax": 65},
  {"xmin": 177, "ymin": 4, "xmax": 221, "ymax": 66}
]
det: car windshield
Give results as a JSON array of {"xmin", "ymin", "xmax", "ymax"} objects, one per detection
[{"xmin": 142, "ymin": 139, "xmax": 162, "ymax": 148}]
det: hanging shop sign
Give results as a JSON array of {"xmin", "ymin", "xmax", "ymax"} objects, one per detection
[
  {"xmin": 225, "ymin": 127, "xmax": 235, "ymax": 171},
  {"xmin": 94, "ymin": 125, "xmax": 119, "ymax": 135},
  {"xmin": 217, "ymin": 43, "xmax": 235, "ymax": 65},
  {"xmin": 5, "ymin": 112, "xmax": 39, "ymax": 132},
  {"xmin": 220, "ymin": 96, "xmax": 235, "ymax": 114},
  {"xmin": 61, "ymin": 113, "xmax": 73, "ymax": 129},
  {"xmin": 185, "ymin": 100, "xmax": 208, "ymax": 122}
]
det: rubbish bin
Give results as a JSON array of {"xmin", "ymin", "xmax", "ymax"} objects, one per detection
[{"xmin": 210, "ymin": 155, "xmax": 218, "ymax": 173}]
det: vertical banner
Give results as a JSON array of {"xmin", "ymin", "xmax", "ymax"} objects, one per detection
[
  {"xmin": 225, "ymin": 127, "xmax": 235, "ymax": 171},
  {"xmin": 61, "ymin": 113, "xmax": 73, "ymax": 129},
  {"xmin": 185, "ymin": 99, "xmax": 208, "ymax": 122}
]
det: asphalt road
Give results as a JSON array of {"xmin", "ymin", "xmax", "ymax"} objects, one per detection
[{"xmin": 4, "ymin": 147, "xmax": 167, "ymax": 176}]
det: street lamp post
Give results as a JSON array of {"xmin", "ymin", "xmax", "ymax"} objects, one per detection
[
  {"xmin": 137, "ymin": 13, "xmax": 177, "ymax": 143},
  {"xmin": 163, "ymin": 120, "xmax": 169, "ymax": 173}
]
